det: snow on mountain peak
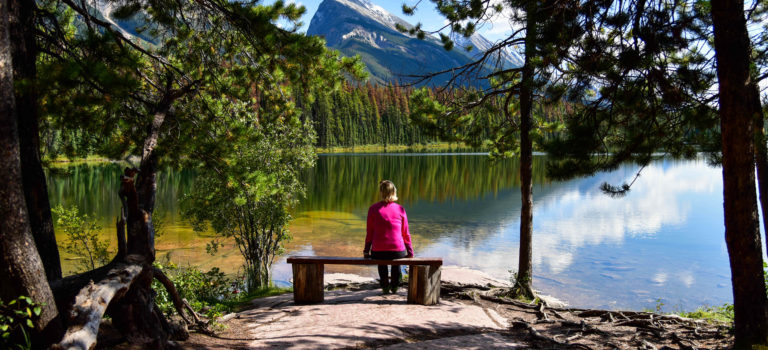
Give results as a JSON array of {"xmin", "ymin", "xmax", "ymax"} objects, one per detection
[
  {"xmin": 327, "ymin": 0, "xmax": 413, "ymax": 34},
  {"xmin": 308, "ymin": 0, "xmax": 522, "ymax": 85}
]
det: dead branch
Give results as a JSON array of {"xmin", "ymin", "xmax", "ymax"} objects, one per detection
[
  {"xmin": 182, "ymin": 299, "xmax": 203, "ymax": 324},
  {"xmin": 152, "ymin": 266, "xmax": 195, "ymax": 325}
]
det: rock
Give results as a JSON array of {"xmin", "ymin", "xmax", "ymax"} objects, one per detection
[
  {"xmin": 219, "ymin": 313, "xmax": 238, "ymax": 322},
  {"xmin": 440, "ymin": 266, "xmax": 512, "ymax": 288},
  {"xmin": 538, "ymin": 294, "xmax": 567, "ymax": 308}
]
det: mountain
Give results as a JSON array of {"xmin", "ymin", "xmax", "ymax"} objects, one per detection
[
  {"xmin": 85, "ymin": 0, "xmax": 523, "ymax": 86},
  {"xmin": 450, "ymin": 32, "xmax": 524, "ymax": 69},
  {"xmin": 307, "ymin": 0, "xmax": 522, "ymax": 86}
]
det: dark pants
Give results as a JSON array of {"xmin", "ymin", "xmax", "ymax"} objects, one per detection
[{"xmin": 371, "ymin": 250, "xmax": 406, "ymax": 288}]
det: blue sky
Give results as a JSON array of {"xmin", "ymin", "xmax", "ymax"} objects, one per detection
[{"xmin": 281, "ymin": 0, "xmax": 513, "ymax": 42}]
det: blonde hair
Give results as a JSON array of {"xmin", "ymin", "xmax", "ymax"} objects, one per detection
[{"xmin": 379, "ymin": 180, "xmax": 398, "ymax": 202}]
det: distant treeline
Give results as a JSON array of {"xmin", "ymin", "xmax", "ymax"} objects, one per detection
[
  {"xmin": 299, "ymin": 82, "xmax": 436, "ymax": 148},
  {"xmin": 299, "ymin": 82, "xmax": 572, "ymax": 149},
  {"xmin": 41, "ymin": 82, "xmax": 573, "ymax": 159}
]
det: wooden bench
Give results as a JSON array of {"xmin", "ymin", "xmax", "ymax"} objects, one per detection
[{"xmin": 286, "ymin": 256, "xmax": 442, "ymax": 305}]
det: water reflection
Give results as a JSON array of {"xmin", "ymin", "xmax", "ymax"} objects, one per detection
[
  {"xmin": 533, "ymin": 160, "xmax": 720, "ymax": 274},
  {"xmin": 409, "ymin": 158, "xmax": 728, "ymax": 309},
  {"xmin": 47, "ymin": 156, "xmax": 730, "ymax": 310}
]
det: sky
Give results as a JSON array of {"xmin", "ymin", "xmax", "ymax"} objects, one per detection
[
  {"xmin": 274, "ymin": 0, "xmax": 767, "ymax": 94},
  {"xmin": 281, "ymin": 0, "xmax": 514, "ymax": 42}
]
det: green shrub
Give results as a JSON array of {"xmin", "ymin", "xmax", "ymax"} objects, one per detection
[
  {"xmin": 151, "ymin": 260, "xmax": 292, "ymax": 321},
  {"xmin": 52, "ymin": 205, "xmax": 110, "ymax": 272},
  {"xmin": 0, "ymin": 296, "xmax": 40, "ymax": 350},
  {"xmin": 152, "ymin": 260, "xmax": 242, "ymax": 318}
]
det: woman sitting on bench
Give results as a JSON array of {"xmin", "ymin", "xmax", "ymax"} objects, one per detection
[{"xmin": 364, "ymin": 180, "xmax": 414, "ymax": 295}]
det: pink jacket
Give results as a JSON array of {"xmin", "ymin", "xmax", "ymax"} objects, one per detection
[{"xmin": 365, "ymin": 201, "xmax": 413, "ymax": 255}]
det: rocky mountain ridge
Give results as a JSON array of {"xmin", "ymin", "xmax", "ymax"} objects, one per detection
[{"xmin": 307, "ymin": 0, "xmax": 523, "ymax": 86}]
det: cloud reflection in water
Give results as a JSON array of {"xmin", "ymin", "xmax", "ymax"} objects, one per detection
[{"xmin": 419, "ymin": 159, "xmax": 727, "ymax": 309}]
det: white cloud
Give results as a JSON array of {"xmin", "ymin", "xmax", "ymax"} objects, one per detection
[{"xmin": 419, "ymin": 159, "xmax": 721, "ymax": 277}]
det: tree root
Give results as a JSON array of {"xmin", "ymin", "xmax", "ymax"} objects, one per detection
[
  {"xmin": 479, "ymin": 294, "xmax": 540, "ymax": 310},
  {"xmin": 560, "ymin": 320, "xmax": 611, "ymax": 337},
  {"xmin": 512, "ymin": 320, "xmax": 593, "ymax": 349},
  {"xmin": 508, "ymin": 280, "xmax": 536, "ymax": 301},
  {"xmin": 614, "ymin": 319, "xmax": 664, "ymax": 332},
  {"xmin": 671, "ymin": 331, "xmax": 698, "ymax": 350},
  {"xmin": 550, "ymin": 308, "xmax": 567, "ymax": 320},
  {"xmin": 536, "ymin": 301, "xmax": 551, "ymax": 322},
  {"xmin": 460, "ymin": 286, "xmax": 728, "ymax": 349}
]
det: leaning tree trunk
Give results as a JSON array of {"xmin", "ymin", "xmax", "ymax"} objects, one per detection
[
  {"xmin": 107, "ymin": 104, "xmax": 170, "ymax": 348},
  {"xmin": 0, "ymin": 1, "xmax": 62, "ymax": 345},
  {"xmin": 53, "ymin": 163, "xmax": 193, "ymax": 350},
  {"xmin": 49, "ymin": 79, "xmax": 197, "ymax": 350},
  {"xmin": 512, "ymin": 2, "xmax": 537, "ymax": 300},
  {"xmin": 8, "ymin": 0, "xmax": 62, "ymax": 282},
  {"xmin": 711, "ymin": 0, "xmax": 768, "ymax": 347}
]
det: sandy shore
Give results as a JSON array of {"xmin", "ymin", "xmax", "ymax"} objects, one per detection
[{"xmin": 177, "ymin": 265, "xmax": 730, "ymax": 349}]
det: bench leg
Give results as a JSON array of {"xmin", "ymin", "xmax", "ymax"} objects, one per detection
[
  {"xmin": 407, "ymin": 265, "xmax": 441, "ymax": 305},
  {"xmin": 292, "ymin": 263, "xmax": 324, "ymax": 304}
]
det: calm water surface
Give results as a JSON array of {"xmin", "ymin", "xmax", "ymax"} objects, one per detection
[{"xmin": 47, "ymin": 154, "xmax": 730, "ymax": 311}]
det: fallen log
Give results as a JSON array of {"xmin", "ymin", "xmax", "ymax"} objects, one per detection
[
  {"xmin": 51, "ymin": 217, "xmax": 130, "ymax": 313},
  {"xmin": 52, "ymin": 262, "xmax": 143, "ymax": 350}
]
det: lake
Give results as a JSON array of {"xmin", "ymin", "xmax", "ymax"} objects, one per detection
[{"xmin": 47, "ymin": 154, "xmax": 733, "ymax": 311}]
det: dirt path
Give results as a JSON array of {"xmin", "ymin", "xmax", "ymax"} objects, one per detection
[{"xmin": 179, "ymin": 269, "xmax": 732, "ymax": 349}]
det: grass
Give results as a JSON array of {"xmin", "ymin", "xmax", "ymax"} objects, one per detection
[
  {"xmin": 645, "ymin": 298, "xmax": 734, "ymax": 324},
  {"xmin": 676, "ymin": 304, "xmax": 734, "ymax": 323}
]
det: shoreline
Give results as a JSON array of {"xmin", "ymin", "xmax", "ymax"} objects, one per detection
[
  {"xmin": 323, "ymin": 266, "xmax": 563, "ymax": 310},
  {"xmin": 318, "ymin": 266, "xmax": 732, "ymax": 318},
  {"xmin": 46, "ymin": 142, "xmax": 484, "ymax": 165},
  {"xmin": 181, "ymin": 265, "xmax": 732, "ymax": 349},
  {"xmin": 315, "ymin": 142, "xmax": 480, "ymax": 154}
]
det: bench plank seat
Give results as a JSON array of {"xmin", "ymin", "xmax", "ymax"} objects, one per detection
[
  {"xmin": 286, "ymin": 256, "xmax": 442, "ymax": 266},
  {"xmin": 287, "ymin": 255, "xmax": 442, "ymax": 305}
]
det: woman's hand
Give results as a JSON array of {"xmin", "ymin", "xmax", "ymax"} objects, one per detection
[
  {"xmin": 405, "ymin": 253, "xmax": 414, "ymax": 258},
  {"xmin": 364, "ymin": 251, "xmax": 371, "ymax": 258}
]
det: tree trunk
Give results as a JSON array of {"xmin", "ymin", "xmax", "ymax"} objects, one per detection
[
  {"xmin": 107, "ymin": 104, "xmax": 169, "ymax": 348},
  {"xmin": 0, "ymin": 0, "xmax": 62, "ymax": 345},
  {"xmin": 711, "ymin": 0, "xmax": 768, "ymax": 347},
  {"xmin": 108, "ymin": 267, "xmax": 169, "ymax": 349},
  {"xmin": 512, "ymin": 1, "xmax": 536, "ymax": 300},
  {"xmin": 9, "ymin": 0, "xmax": 61, "ymax": 282}
]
